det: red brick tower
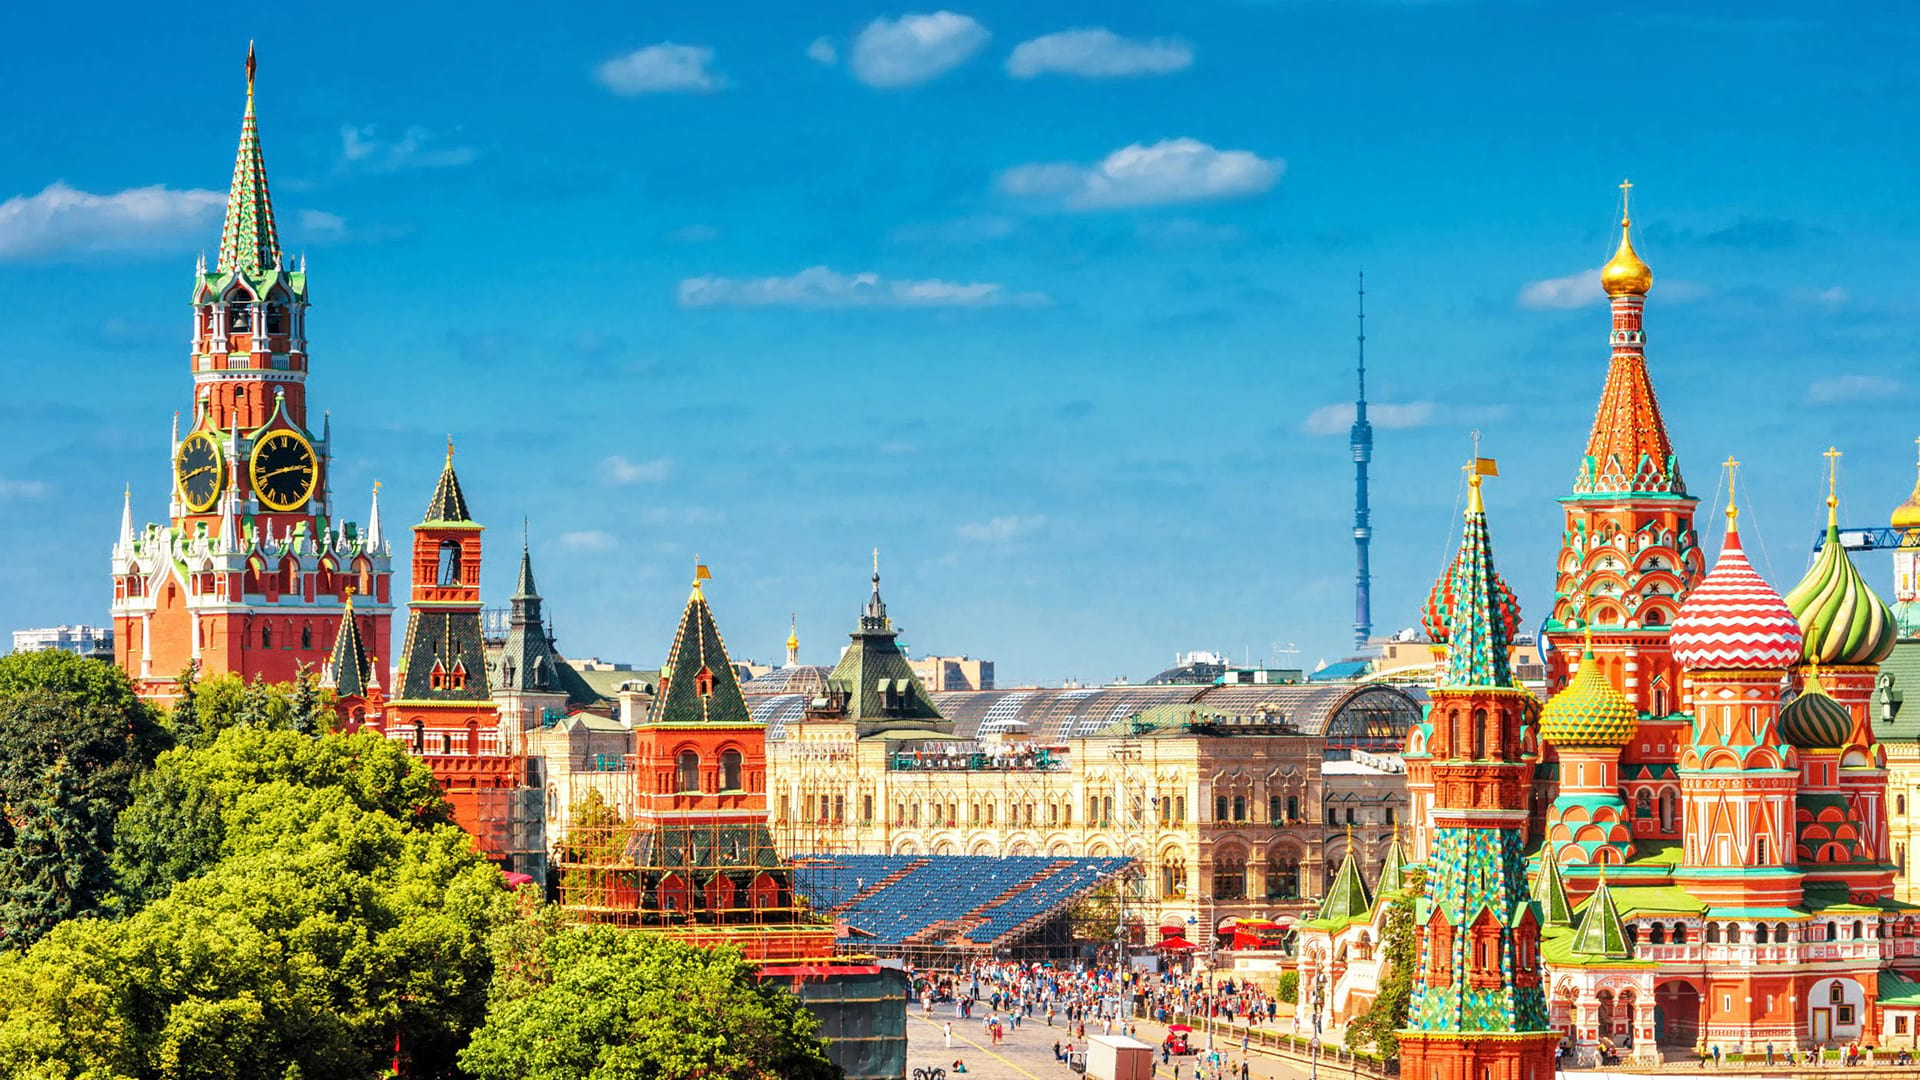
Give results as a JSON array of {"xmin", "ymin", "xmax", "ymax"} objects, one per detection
[
  {"xmin": 1541, "ymin": 183, "xmax": 1703, "ymax": 847},
  {"xmin": 111, "ymin": 45, "xmax": 391, "ymax": 699}
]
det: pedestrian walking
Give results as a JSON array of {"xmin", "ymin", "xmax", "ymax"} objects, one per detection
[{"xmin": 944, "ymin": 1022, "xmax": 953, "ymax": 1048}]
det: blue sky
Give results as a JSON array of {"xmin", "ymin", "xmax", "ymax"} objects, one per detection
[{"xmin": 2, "ymin": 1, "xmax": 1918, "ymax": 684}]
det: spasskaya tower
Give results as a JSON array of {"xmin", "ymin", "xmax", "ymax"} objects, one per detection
[{"xmin": 111, "ymin": 46, "xmax": 392, "ymax": 699}]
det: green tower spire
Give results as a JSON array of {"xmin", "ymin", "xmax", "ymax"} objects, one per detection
[
  {"xmin": 1569, "ymin": 869, "xmax": 1630, "ymax": 958},
  {"xmin": 1318, "ymin": 827, "xmax": 1374, "ymax": 921},
  {"xmin": 217, "ymin": 42, "xmax": 282, "ymax": 277},
  {"xmin": 1375, "ymin": 827, "xmax": 1407, "ymax": 896},
  {"xmin": 1533, "ymin": 852, "xmax": 1574, "ymax": 929}
]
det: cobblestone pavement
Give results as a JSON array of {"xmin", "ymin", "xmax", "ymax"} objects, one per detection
[{"xmin": 905, "ymin": 1008, "xmax": 1334, "ymax": 1080}]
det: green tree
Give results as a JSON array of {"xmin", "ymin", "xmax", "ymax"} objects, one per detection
[
  {"xmin": 0, "ymin": 760, "xmax": 507, "ymax": 1079},
  {"xmin": 0, "ymin": 652, "xmax": 167, "ymax": 946},
  {"xmin": 459, "ymin": 921, "xmax": 841, "ymax": 1080},
  {"xmin": 113, "ymin": 726, "xmax": 453, "ymax": 908},
  {"xmin": 1277, "ymin": 970, "xmax": 1299, "ymax": 1005},
  {"xmin": 170, "ymin": 662, "xmax": 202, "ymax": 746}
]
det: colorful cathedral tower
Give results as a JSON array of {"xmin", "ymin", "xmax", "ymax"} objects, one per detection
[
  {"xmin": 1541, "ymin": 184, "xmax": 1703, "ymax": 847},
  {"xmin": 110, "ymin": 46, "xmax": 391, "ymax": 699},
  {"xmin": 1401, "ymin": 464, "xmax": 1556, "ymax": 1080}
]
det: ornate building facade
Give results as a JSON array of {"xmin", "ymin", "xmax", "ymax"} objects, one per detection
[
  {"xmin": 1301, "ymin": 194, "xmax": 1920, "ymax": 1063},
  {"xmin": 112, "ymin": 49, "xmax": 392, "ymax": 699}
]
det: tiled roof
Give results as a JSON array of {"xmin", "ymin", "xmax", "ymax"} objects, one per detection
[
  {"xmin": 492, "ymin": 543, "xmax": 606, "ymax": 710},
  {"xmin": 653, "ymin": 584, "xmax": 754, "ymax": 726},
  {"xmin": 1438, "ymin": 481, "xmax": 1520, "ymax": 690},
  {"xmin": 323, "ymin": 594, "xmax": 373, "ymax": 697},
  {"xmin": 396, "ymin": 609, "xmax": 492, "ymax": 702},
  {"xmin": 1317, "ymin": 847, "xmax": 1373, "ymax": 922},
  {"xmin": 423, "ymin": 457, "xmax": 472, "ymax": 524},
  {"xmin": 217, "ymin": 66, "xmax": 281, "ymax": 277},
  {"xmin": 1534, "ymin": 853, "xmax": 1574, "ymax": 928},
  {"xmin": 823, "ymin": 572, "xmax": 943, "ymax": 726},
  {"xmin": 1875, "ymin": 640, "xmax": 1920, "ymax": 742},
  {"xmin": 1569, "ymin": 875, "xmax": 1630, "ymax": 957},
  {"xmin": 1670, "ymin": 521, "xmax": 1803, "ymax": 671}
]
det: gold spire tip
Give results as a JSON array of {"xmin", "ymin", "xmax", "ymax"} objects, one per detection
[
  {"xmin": 445, "ymin": 435, "xmax": 454, "ymax": 466},
  {"xmin": 1722, "ymin": 455, "xmax": 1741, "ymax": 529},
  {"xmin": 1824, "ymin": 446, "xmax": 1842, "ymax": 518},
  {"xmin": 246, "ymin": 41, "xmax": 257, "ymax": 100}
]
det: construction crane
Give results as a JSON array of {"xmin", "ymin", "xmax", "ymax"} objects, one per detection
[{"xmin": 1811, "ymin": 526, "xmax": 1920, "ymax": 553}]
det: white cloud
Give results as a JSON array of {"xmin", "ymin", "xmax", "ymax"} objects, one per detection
[
  {"xmin": 677, "ymin": 266, "xmax": 1046, "ymax": 308},
  {"xmin": 298, "ymin": 209, "xmax": 347, "ymax": 236},
  {"xmin": 0, "ymin": 477, "xmax": 47, "ymax": 499},
  {"xmin": 850, "ymin": 12, "xmax": 989, "ymax": 87},
  {"xmin": 1301, "ymin": 401, "xmax": 1437, "ymax": 436},
  {"xmin": 557, "ymin": 530, "xmax": 617, "ymax": 552},
  {"xmin": 1006, "ymin": 28, "xmax": 1192, "ymax": 79},
  {"xmin": 956, "ymin": 514, "xmax": 1047, "ymax": 542},
  {"xmin": 1809, "ymin": 374, "xmax": 1903, "ymax": 405},
  {"xmin": 0, "ymin": 182, "xmax": 223, "ymax": 259},
  {"xmin": 339, "ymin": 125, "xmax": 478, "ymax": 171},
  {"xmin": 807, "ymin": 37, "xmax": 839, "ymax": 65},
  {"xmin": 596, "ymin": 43, "xmax": 726, "ymax": 95},
  {"xmin": 1517, "ymin": 268, "xmax": 1604, "ymax": 310},
  {"xmin": 602, "ymin": 455, "xmax": 673, "ymax": 485},
  {"xmin": 998, "ymin": 138, "xmax": 1281, "ymax": 210}
]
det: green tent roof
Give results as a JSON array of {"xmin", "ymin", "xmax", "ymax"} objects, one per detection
[
  {"xmin": 1534, "ymin": 853, "xmax": 1574, "ymax": 929},
  {"xmin": 1570, "ymin": 875, "xmax": 1630, "ymax": 958},
  {"xmin": 652, "ymin": 583, "xmax": 754, "ymax": 726},
  {"xmin": 1317, "ymin": 846, "xmax": 1373, "ymax": 922}
]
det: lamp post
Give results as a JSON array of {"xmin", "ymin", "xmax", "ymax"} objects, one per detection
[{"xmin": 1309, "ymin": 971, "xmax": 1326, "ymax": 1080}]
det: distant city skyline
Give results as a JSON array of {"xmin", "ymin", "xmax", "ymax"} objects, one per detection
[{"xmin": 3, "ymin": 2, "xmax": 1918, "ymax": 684}]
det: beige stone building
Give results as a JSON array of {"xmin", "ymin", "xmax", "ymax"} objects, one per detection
[{"xmin": 754, "ymin": 570, "xmax": 1419, "ymax": 935}]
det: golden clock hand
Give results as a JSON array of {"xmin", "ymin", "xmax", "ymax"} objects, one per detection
[
  {"xmin": 261, "ymin": 464, "xmax": 312, "ymax": 480},
  {"xmin": 180, "ymin": 466, "xmax": 214, "ymax": 481}
]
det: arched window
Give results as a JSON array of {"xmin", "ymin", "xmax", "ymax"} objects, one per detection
[
  {"xmin": 1471, "ymin": 709, "xmax": 1488, "ymax": 759},
  {"xmin": 261, "ymin": 624, "xmax": 273, "ymax": 648},
  {"xmin": 1900, "ymin": 794, "xmax": 1908, "ymax": 816},
  {"xmin": 1232, "ymin": 795, "xmax": 1246, "ymax": 822},
  {"xmin": 1213, "ymin": 852, "xmax": 1246, "ymax": 900},
  {"xmin": 1267, "ymin": 850, "xmax": 1300, "ymax": 899},
  {"xmin": 1162, "ymin": 855, "xmax": 1187, "ymax": 897},
  {"xmin": 1287, "ymin": 795, "xmax": 1299, "ymax": 821},
  {"xmin": 676, "ymin": 750, "xmax": 701, "ymax": 793},
  {"xmin": 1755, "ymin": 923, "xmax": 1769, "ymax": 944},
  {"xmin": 1649, "ymin": 924, "xmax": 1666, "ymax": 945},
  {"xmin": 1659, "ymin": 789, "xmax": 1677, "ymax": 831},
  {"xmin": 1672, "ymin": 924, "xmax": 1687, "ymax": 944},
  {"xmin": 437, "ymin": 540, "xmax": 461, "ymax": 586},
  {"xmin": 1726, "ymin": 923, "xmax": 1741, "ymax": 944},
  {"xmin": 300, "ymin": 623, "xmax": 313, "ymax": 650},
  {"xmin": 1706, "ymin": 922, "xmax": 1721, "ymax": 944},
  {"xmin": 1635, "ymin": 789, "xmax": 1653, "ymax": 818},
  {"xmin": 1216, "ymin": 795, "xmax": 1229, "ymax": 822},
  {"xmin": 720, "ymin": 749, "xmax": 743, "ymax": 791}
]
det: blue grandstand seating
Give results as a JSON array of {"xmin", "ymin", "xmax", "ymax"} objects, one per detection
[{"xmin": 788, "ymin": 854, "xmax": 1133, "ymax": 950}]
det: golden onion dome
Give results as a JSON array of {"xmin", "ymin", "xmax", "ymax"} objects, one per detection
[
  {"xmin": 1893, "ymin": 450, "xmax": 1920, "ymax": 531},
  {"xmin": 1540, "ymin": 647, "xmax": 1638, "ymax": 749},
  {"xmin": 1600, "ymin": 216, "xmax": 1653, "ymax": 298}
]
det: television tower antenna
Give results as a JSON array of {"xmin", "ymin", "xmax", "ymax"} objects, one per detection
[{"xmin": 1351, "ymin": 271, "xmax": 1374, "ymax": 652}]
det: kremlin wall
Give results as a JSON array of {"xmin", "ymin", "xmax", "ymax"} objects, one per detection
[{"xmin": 97, "ymin": 50, "xmax": 1920, "ymax": 1072}]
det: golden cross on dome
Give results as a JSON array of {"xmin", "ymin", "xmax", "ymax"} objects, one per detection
[
  {"xmin": 1825, "ymin": 446, "xmax": 1843, "ymax": 510},
  {"xmin": 1619, "ymin": 178, "xmax": 1633, "ymax": 226},
  {"xmin": 1722, "ymin": 455, "xmax": 1741, "ymax": 527}
]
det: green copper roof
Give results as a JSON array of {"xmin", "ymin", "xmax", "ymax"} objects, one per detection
[
  {"xmin": 1570, "ymin": 875, "xmax": 1630, "ymax": 957},
  {"xmin": 653, "ymin": 583, "xmax": 754, "ymax": 726},
  {"xmin": 324, "ymin": 594, "xmax": 373, "ymax": 698},
  {"xmin": 217, "ymin": 71, "xmax": 281, "ymax": 277},
  {"xmin": 1534, "ymin": 853, "xmax": 1574, "ymax": 929},
  {"xmin": 1438, "ymin": 483, "xmax": 1519, "ymax": 690},
  {"xmin": 823, "ymin": 567, "xmax": 944, "ymax": 728},
  {"xmin": 423, "ymin": 454, "xmax": 473, "ymax": 523},
  {"xmin": 1875, "ymin": 639, "xmax": 1920, "ymax": 742},
  {"xmin": 1787, "ymin": 515, "xmax": 1897, "ymax": 667},
  {"xmin": 1317, "ymin": 846, "xmax": 1373, "ymax": 922},
  {"xmin": 1881, "ymin": 969, "xmax": 1920, "ymax": 1008},
  {"xmin": 491, "ymin": 540, "xmax": 606, "ymax": 710},
  {"xmin": 1375, "ymin": 836, "xmax": 1406, "ymax": 895}
]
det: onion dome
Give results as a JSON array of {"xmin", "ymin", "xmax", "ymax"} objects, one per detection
[
  {"xmin": 1778, "ymin": 672, "xmax": 1855, "ymax": 749},
  {"xmin": 1424, "ymin": 550, "xmax": 1521, "ymax": 646},
  {"xmin": 1600, "ymin": 208, "xmax": 1653, "ymax": 298},
  {"xmin": 1541, "ymin": 647, "xmax": 1638, "ymax": 748},
  {"xmin": 1671, "ymin": 500, "xmax": 1803, "ymax": 671},
  {"xmin": 1786, "ymin": 495, "xmax": 1897, "ymax": 667},
  {"xmin": 1894, "ymin": 449, "xmax": 1920, "ymax": 531}
]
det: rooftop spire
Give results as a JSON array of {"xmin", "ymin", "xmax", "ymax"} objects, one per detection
[
  {"xmin": 513, "ymin": 523, "xmax": 538, "ymax": 601},
  {"xmin": 1440, "ymin": 445, "xmax": 1518, "ymax": 690},
  {"xmin": 422, "ymin": 441, "xmax": 472, "ymax": 523},
  {"xmin": 1533, "ymin": 853, "xmax": 1574, "ymax": 928},
  {"xmin": 1569, "ymin": 865, "xmax": 1630, "ymax": 957},
  {"xmin": 1600, "ymin": 178, "xmax": 1653, "ymax": 298},
  {"xmin": 216, "ymin": 42, "xmax": 281, "ymax": 276},
  {"xmin": 119, "ymin": 485, "xmax": 135, "ymax": 549},
  {"xmin": 863, "ymin": 547, "xmax": 889, "ymax": 630},
  {"xmin": 366, "ymin": 480, "xmax": 384, "ymax": 548},
  {"xmin": 323, "ymin": 586, "xmax": 373, "ymax": 697}
]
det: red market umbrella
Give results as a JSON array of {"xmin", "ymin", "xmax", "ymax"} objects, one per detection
[
  {"xmin": 1168, "ymin": 1025, "xmax": 1194, "ymax": 1034},
  {"xmin": 1156, "ymin": 937, "xmax": 1199, "ymax": 951}
]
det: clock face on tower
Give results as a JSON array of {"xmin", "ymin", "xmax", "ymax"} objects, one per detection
[
  {"xmin": 174, "ymin": 431, "xmax": 224, "ymax": 513},
  {"xmin": 248, "ymin": 429, "xmax": 317, "ymax": 512}
]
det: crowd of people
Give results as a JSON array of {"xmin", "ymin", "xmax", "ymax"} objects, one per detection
[{"xmin": 908, "ymin": 959, "xmax": 1278, "ymax": 1080}]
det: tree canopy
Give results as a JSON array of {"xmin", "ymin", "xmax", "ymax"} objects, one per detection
[
  {"xmin": 459, "ymin": 917, "xmax": 841, "ymax": 1080},
  {"xmin": 0, "ymin": 651, "xmax": 167, "ymax": 945}
]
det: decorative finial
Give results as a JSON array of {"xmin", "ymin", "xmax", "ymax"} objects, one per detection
[
  {"xmin": 246, "ymin": 41, "xmax": 257, "ymax": 100},
  {"xmin": 1582, "ymin": 621, "xmax": 1595, "ymax": 656},
  {"xmin": 1824, "ymin": 446, "xmax": 1842, "ymax": 523},
  {"xmin": 445, "ymin": 435, "xmax": 454, "ymax": 467},
  {"xmin": 1618, "ymin": 177, "xmax": 1633, "ymax": 228},
  {"xmin": 872, "ymin": 546, "xmax": 880, "ymax": 580},
  {"xmin": 1601, "ymin": 179, "xmax": 1654, "ymax": 297},
  {"xmin": 1723, "ymin": 455, "xmax": 1741, "ymax": 530},
  {"xmin": 692, "ymin": 560, "xmax": 712, "ymax": 592},
  {"xmin": 345, "ymin": 582, "xmax": 357, "ymax": 600}
]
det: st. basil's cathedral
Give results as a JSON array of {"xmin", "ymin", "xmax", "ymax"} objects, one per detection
[{"xmin": 1298, "ymin": 192, "xmax": 1920, "ymax": 1072}]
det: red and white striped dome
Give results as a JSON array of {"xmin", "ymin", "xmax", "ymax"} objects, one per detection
[{"xmin": 1670, "ymin": 526, "xmax": 1803, "ymax": 671}]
